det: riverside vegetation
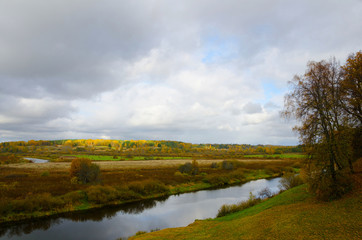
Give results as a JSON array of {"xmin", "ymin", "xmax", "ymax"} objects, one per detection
[{"xmin": 0, "ymin": 145, "xmax": 302, "ymax": 223}]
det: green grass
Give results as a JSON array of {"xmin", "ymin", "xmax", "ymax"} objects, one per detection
[
  {"xmin": 66, "ymin": 155, "xmax": 119, "ymax": 161},
  {"xmin": 130, "ymin": 184, "xmax": 362, "ymax": 240},
  {"xmin": 243, "ymin": 153, "xmax": 306, "ymax": 159}
]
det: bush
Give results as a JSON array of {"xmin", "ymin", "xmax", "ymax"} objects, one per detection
[
  {"xmin": 135, "ymin": 231, "xmax": 147, "ymax": 236},
  {"xmin": 174, "ymin": 171, "xmax": 184, "ymax": 177},
  {"xmin": 0, "ymin": 199, "xmax": 12, "ymax": 215},
  {"xmin": 179, "ymin": 160, "xmax": 199, "ymax": 175},
  {"xmin": 12, "ymin": 193, "xmax": 64, "ymax": 213},
  {"xmin": 41, "ymin": 171, "xmax": 50, "ymax": 177},
  {"xmin": 203, "ymin": 174, "xmax": 230, "ymax": 186},
  {"xmin": 70, "ymin": 158, "xmax": 101, "ymax": 184},
  {"xmin": 116, "ymin": 186, "xmax": 142, "ymax": 201},
  {"xmin": 143, "ymin": 180, "xmax": 169, "ymax": 195},
  {"xmin": 264, "ymin": 166, "xmax": 280, "ymax": 175},
  {"xmin": 210, "ymin": 162, "xmax": 218, "ymax": 168},
  {"xmin": 62, "ymin": 191, "xmax": 84, "ymax": 205},
  {"xmin": 179, "ymin": 162, "xmax": 193, "ymax": 173},
  {"xmin": 279, "ymin": 173, "xmax": 304, "ymax": 190},
  {"xmin": 258, "ymin": 187, "xmax": 273, "ymax": 199},
  {"xmin": 86, "ymin": 185, "xmax": 119, "ymax": 204},
  {"xmin": 128, "ymin": 180, "xmax": 169, "ymax": 196},
  {"xmin": 307, "ymin": 170, "xmax": 352, "ymax": 201},
  {"xmin": 221, "ymin": 160, "xmax": 234, "ymax": 170}
]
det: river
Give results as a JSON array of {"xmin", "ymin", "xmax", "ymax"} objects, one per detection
[
  {"xmin": 23, "ymin": 158, "xmax": 49, "ymax": 163},
  {"xmin": 0, "ymin": 178, "xmax": 281, "ymax": 240}
]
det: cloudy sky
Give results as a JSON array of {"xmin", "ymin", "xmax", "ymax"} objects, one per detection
[{"xmin": 0, "ymin": 0, "xmax": 361, "ymax": 145}]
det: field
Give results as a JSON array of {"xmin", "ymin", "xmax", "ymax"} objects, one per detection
[
  {"xmin": 243, "ymin": 154, "xmax": 306, "ymax": 159},
  {"xmin": 64, "ymin": 155, "xmax": 188, "ymax": 161},
  {"xmin": 4, "ymin": 158, "xmax": 290, "ymax": 170}
]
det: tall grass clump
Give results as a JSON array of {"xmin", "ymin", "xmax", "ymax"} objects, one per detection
[
  {"xmin": 217, "ymin": 192, "xmax": 261, "ymax": 217},
  {"xmin": 279, "ymin": 172, "xmax": 304, "ymax": 190}
]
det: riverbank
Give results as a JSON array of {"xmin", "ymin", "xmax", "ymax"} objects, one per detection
[
  {"xmin": 1, "ymin": 158, "xmax": 301, "ymax": 224},
  {"xmin": 0, "ymin": 171, "xmax": 282, "ymax": 224},
  {"xmin": 130, "ymin": 176, "xmax": 362, "ymax": 240}
]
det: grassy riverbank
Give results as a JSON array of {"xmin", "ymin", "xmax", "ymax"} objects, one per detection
[
  {"xmin": 0, "ymin": 174, "xmax": 278, "ymax": 224},
  {"xmin": 0, "ymin": 159, "xmax": 299, "ymax": 223},
  {"xmin": 130, "ymin": 176, "xmax": 362, "ymax": 240}
]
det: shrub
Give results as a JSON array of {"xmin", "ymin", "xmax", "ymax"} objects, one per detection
[
  {"xmin": 86, "ymin": 185, "xmax": 119, "ymax": 204},
  {"xmin": 264, "ymin": 166, "xmax": 280, "ymax": 175},
  {"xmin": 41, "ymin": 171, "xmax": 50, "ymax": 177},
  {"xmin": 143, "ymin": 180, "xmax": 169, "ymax": 195},
  {"xmin": 174, "ymin": 171, "xmax": 184, "ymax": 177},
  {"xmin": 203, "ymin": 174, "xmax": 230, "ymax": 186},
  {"xmin": 210, "ymin": 162, "xmax": 218, "ymax": 168},
  {"xmin": 135, "ymin": 231, "xmax": 147, "ymax": 236},
  {"xmin": 116, "ymin": 186, "xmax": 141, "ymax": 201},
  {"xmin": 12, "ymin": 193, "xmax": 64, "ymax": 213},
  {"xmin": 279, "ymin": 173, "xmax": 304, "ymax": 190},
  {"xmin": 128, "ymin": 180, "xmax": 169, "ymax": 196},
  {"xmin": 179, "ymin": 162, "xmax": 192, "ymax": 174},
  {"xmin": 128, "ymin": 182, "xmax": 146, "ymax": 195},
  {"xmin": 258, "ymin": 187, "xmax": 273, "ymax": 199},
  {"xmin": 0, "ymin": 199, "xmax": 12, "ymax": 215},
  {"xmin": 62, "ymin": 191, "xmax": 84, "ymax": 205},
  {"xmin": 221, "ymin": 160, "xmax": 244, "ymax": 170},
  {"xmin": 307, "ymin": 170, "xmax": 352, "ymax": 201},
  {"xmin": 70, "ymin": 158, "xmax": 101, "ymax": 184},
  {"xmin": 70, "ymin": 177, "xmax": 79, "ymax": 184},
  {"xmin": 221, "ymin": 160, "xmax": 234, "ymax": 170},
  {"xmin": 179, "ymin": 160, "xmax": 199, "ymax": 175}
]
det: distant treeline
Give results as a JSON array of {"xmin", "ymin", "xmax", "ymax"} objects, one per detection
[{"xmin": 0, "ymin": 139, "xmax": 302, "ymax": 156}]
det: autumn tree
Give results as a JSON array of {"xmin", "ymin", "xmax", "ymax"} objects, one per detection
[
  {"xmin": 340, "ymin": 51, "xmax": 362, "ymax": 125},
  {"xmin": 283, "ymin": 56, "xmax": 356, "ymax": 200},
  {"xmin": 340, "ymin": 51, "xmax": 362, "ymax": 169},
  {"xmin": 70, "ymin": 158, "xmax": 101, "ymax": 184}
]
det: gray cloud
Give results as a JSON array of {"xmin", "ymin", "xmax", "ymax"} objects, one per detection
[
  {"xmin": 1, "ymin": 0, "xmax": 361, "ymax": 144},
  {"xmin": 243, "ymin": 102, "xmax": 263, "ymax": 114}
]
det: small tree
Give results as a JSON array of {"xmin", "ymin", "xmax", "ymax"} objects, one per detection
[
  {"xmin": 70, "ymin": 158, "xmax": 101, "ymax": 184},
  {"xmin": 221, "ymin": 160, "xmax": 234, "ymax": 170},
  {"xmin": 179, "ymin": 160, "xmax": 199, "ymax": 175}
]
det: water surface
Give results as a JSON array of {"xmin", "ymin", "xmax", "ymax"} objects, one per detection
[
  {"xmin": 0, "ymin": 178, "xmax": 281, "ymax": 240},
  {"xmin": 24, "ymin": 158, "xmax": 49, "ymax": 163}
]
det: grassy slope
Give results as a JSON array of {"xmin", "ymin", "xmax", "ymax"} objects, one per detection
[{"xmin": 131, "ymin": 183, "xmax": 362, "ymax": 240}]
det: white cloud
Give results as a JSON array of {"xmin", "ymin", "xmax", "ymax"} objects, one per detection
[{"xmin": 1, "ymin": 0, "xmax": 361, "ymax": 144}]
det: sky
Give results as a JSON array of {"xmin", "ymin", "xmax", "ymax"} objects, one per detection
[{"xmin": 0, "ymin": 0, "xmax": 361, "ymax": 145}]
